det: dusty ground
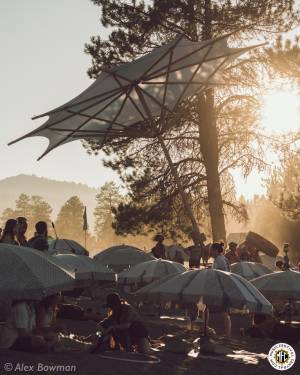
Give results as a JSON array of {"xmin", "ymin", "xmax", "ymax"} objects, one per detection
[{"xmin": 0, "ymin": 286, "xmax": 299, "ymax": 375}]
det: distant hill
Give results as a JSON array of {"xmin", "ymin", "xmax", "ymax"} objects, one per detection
[{"xmin": 0, "ymin": 174, "xmax": 98, "ymax": 228}]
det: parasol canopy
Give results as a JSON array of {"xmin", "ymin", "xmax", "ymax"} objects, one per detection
[
  {"xmin": 54, "ymin": 254, "xmax": 116, "ymax": 282},
  {"xmin": 231, "ymin": 261, "xmax": 273, "ymax": 280},
  {"xmin": 9, "ymin": 34, "xmax": 258, "ymax": 160},
  {"xmin": 48, "ymin": 239, "xmax": 88, "ymax": 255},
  {"xmin": 251, "ymin": 269, "xmax": 300, "ymax": 300},
  {"xmin": 94, "ymin": 245, "xmax": 154, "ymax": 272},
  {"xmin": 0, "ymin": 244, "xmax": 75, "ymax": 300},
  {"xmin": 135, "ymin": 268, "xmax": 272, "ymax": 314},
  {"xmin": 118, "ymin": 259, "xmax": 186, "ymax": 285}
]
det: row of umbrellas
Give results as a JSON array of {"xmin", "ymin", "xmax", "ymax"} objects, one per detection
[
  {"xmin": 1, "ymin": 242, "xmax": 299, "ymax": 323},
  {"xmin": 0, "ymin": 244, "xmax": 115, "ymax": 301}
]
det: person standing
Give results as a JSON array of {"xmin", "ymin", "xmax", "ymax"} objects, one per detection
[
  {"xmin": 28, "ymin": 222, "xmax": 49, "ymax": 251},
  {"xmin": 208, "ymin": 242, "xmax": 231, "ymax": 338},
  {"xmin": 0, "ymin": 300, "xmax": 50, "ymax": 352},
  {"xmin": 225, "ymin": 242, "xmax": 239, "ymax": 264},
  {"xmin": 151, "ymin": 234, "xmax": 166, "ymax": 259},
  {"xmin": 0, "ymin": 219, "xmax": 19, "ymax": 245},
  {"xmin": 210, "ymin": 242, "xmax": 231, "ymax": 271},
  {"xmin": 16, "ymin": 217, "xmax": 28, "ymax": 247}
]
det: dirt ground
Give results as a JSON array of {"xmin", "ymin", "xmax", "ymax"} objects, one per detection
[{"xmin": 0, "ymin": 286, "xmax": 299, "ymax": 375}]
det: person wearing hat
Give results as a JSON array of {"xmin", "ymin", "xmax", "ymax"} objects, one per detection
[
  {"xmin": 225, "ymin": 242, "xmax": 239, "ymax": 264},
  {"xmin": 151, "ymin": 234, "xmax": 166, "ymax": 259},
  {"xmin": 95, "ymin": 293, "xmax": 150, "ymax": 354}
]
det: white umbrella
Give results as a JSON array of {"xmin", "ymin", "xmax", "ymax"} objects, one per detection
[
  {"xmin": 48, "ymin": 239, "xmax": 88, "ymax": 255},
  {"xmin": 231, "ymin": 262, "xmax": 272, "ymax": 280},
  {"xmin": 118, "ymin": 259, "xmax": 186, "ymax": 285},
  {"xmin": 0, "ymin": 244, "xmax": 75, "ymax": 300},
  {"xmin": 251, "ymin": 269, "xmax": 300, "ymax": 300},
  {"xmin": 94, "ymin": 245, "xmax": 154, "ymax": 272},
  {"xmin": 136, "ymin": 269, "xmax": 272, "ymax": 314},
  {"xmin": 54, "ymin": 254, "xmax": 116, "ymax": 282}
]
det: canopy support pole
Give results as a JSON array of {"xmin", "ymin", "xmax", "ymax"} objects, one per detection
[{"xmin": 135, "ymin": 87, "xmax": 203, "ymax": 246}]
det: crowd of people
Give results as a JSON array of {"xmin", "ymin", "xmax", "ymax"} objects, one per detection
[
  {"xmin": 151, "ymin": 233, "xmax": 261, "ymax": 271},
  {"xmin": 0, "ymin": 217, "xmax": 49, "ymax": 251}
]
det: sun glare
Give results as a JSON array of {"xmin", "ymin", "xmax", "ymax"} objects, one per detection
[{"xmin": 262, "ymin": 88, "xmax": 300, "ymax": 134}]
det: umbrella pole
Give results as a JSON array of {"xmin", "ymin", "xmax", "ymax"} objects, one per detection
[
  {"xmin": 204, "ymin": 305, "xmax": 208, "ymax": 337},
  {"xmin": 157, "ymin": 134, "xmax": 203, "ymax": 245}
]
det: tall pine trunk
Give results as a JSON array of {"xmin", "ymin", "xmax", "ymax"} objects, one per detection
[
  {"xmin": 197, "ymin": 0, "xmax": 226, "ymax": 242},
  {"xmin": 198, "ymin": 90, "xmax": 226, "ymax": 242}
]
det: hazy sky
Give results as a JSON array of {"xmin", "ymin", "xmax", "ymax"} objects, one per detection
[
  {"xmin": 0, "ymin": 0, "xmax": 120, "ymax": 189},
  {"xmin": 0, "ymin": 1, "xmax": 299, "ymax": 198}
]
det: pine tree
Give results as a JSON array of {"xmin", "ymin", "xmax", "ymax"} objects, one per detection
[
  {"xmin": 94, "ymin": 182, "xmax": 123, "ymax": 242},
  {"xmin": 30, "ymin": 196, "xmax": 53, "ymax": 227},
  {"xmin": 55, "ymin": 196, "xmax": 86, "ymax": 243},
  {"xmin": 15, "ymin": 194, "xmax": 31, "ymax": 218},
  {"xmin": 85, "ymin": 0, "xmax": 299, "ymax": 241},
  {"xmin": 1, "ymin": 208, "xmax": 17, "ymax": 227}
]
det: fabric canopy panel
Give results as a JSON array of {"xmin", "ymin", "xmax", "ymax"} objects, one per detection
[
  {"xmin": 231, "ymin": 261, "xmax": 273, "ymax": 280},
  {"xmin": 10, "ymin": 34, "xmax": 255, "ymax": 159},
  {"xmin": 0, "ymin": 244, "xmax": 75, "ymax": 300},
  {"xmin": 136, "ymin": 268, "xmax": 272, "ymax": 314},
  {"xmin": 118, "ymin": 259, "xmax": 186, "ymax": 285}
]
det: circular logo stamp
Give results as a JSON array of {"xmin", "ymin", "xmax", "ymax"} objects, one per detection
[{"xmin": 268, "ymin": 343, "xmax": 296, "ymax": 371}]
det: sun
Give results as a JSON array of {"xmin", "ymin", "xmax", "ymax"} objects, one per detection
[{"xmin": 262, "ymin": 87, "xmax": 300, "ymax": 134}]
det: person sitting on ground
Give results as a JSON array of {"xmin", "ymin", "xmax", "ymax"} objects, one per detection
[
  {"xmin": 92, "ymin": 293, "xmax": 150, "ymax": 354},
  {"xmin": 0, "ymin": 219, "xmax": 19, "ymax": 245},
  {"xmin": 36, "ymin": 294, "xmax": 66, "ymax": 345},
  {"xmin": 28, "ymin": 221, "xmax": 49, "ymax": 251},
  {"xmin": 210, "ymin": 242, "xmax": 231, "ymax": 272},
  {"xmin": 16, "ymin": 217, "xmax": 28, "ymax": 247},
  {"xmin": 0, "ymin": 299, "xmax": 52, "ymax": 352},
  {"xmin": 151, "ymin": 234, "xmax": 166, "ymax": 259},
  {"xmin": 245, "ymin": 313, "xmax": 300, "ymax": 345},
  {"xmin": 225, "ymin": 242, "xmax": 239, "ymax": 264}
]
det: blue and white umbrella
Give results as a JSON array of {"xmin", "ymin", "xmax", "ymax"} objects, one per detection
[
  {"xmin": 136, "ymin": 268, "xmax": 272, "ymax": 314},
  {"xmin": 118, "ymin": 259, "xmax": 186, "ymax": 285}
]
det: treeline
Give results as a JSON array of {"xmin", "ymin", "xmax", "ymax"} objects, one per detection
[{"xmin": 0, "ymin": 182, "xmax": 125, "ymax": 250}]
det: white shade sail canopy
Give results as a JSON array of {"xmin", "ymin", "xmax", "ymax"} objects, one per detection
[
  {"xmin": 0, "ymin": 244, "xmax": 75, "ymax": 300},
  {"xmin": 136, "ymin": 268, "xmax": 272, "ymax": 314},
  {"xmin": 10, "ymin": 34, "xmax": 256, "ymax": 159},
  {"xmin": 231, "ymin": 261, "xmax": 273, "ymax": 280},
  {"xmin": 48, "ymin": 239, "xmax": 88, "ymax": 255},
  {"xmin": 251, "ymin": 269, "xmax": 300, "ymax": 300},
  {"xmin": 54, "ymin": 254, "xmax": 116, "ymax": 282},
  {"xmin": 118, "ymin": 259, "xmax": 186, "ymax": 285}
]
